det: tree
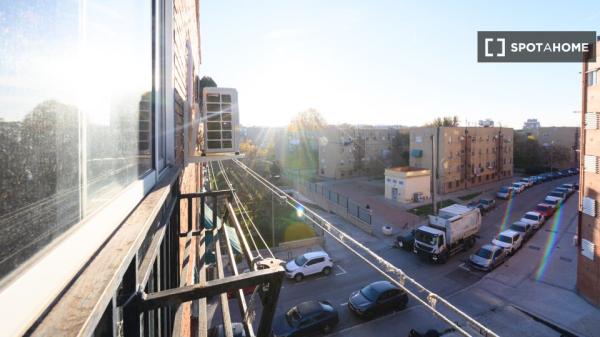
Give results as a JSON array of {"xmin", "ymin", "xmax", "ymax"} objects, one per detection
[
  {"xmin": 424, "ymin": 116, "xmax": 459, "ymax": 127},
  {"xmin": 287, "ymin": 108, "xmax": 326, "ymax": 132},
  {"xmin": 390, "ymin": 131, "xmax": 410, "ymax": 166},
  {"xmin": 513, "ymin": 132, "xmax": 545, "ymax": 173}
]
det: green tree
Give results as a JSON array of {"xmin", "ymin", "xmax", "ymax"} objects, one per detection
[
  {"xmin": 424, "ymin": 116, "xmax": 459, "ymax": 127},
  {"xmin": 513, "ymin": 132, "xmax": 544, "ymax": 173},
  {"xmin": 390, "ymin": 131, "xmax": 410, "ymax": 166}
]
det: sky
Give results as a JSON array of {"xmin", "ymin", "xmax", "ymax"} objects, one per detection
[{"xmin": 200, "ymin": 0, "xmax": 600, "ymax": 129}]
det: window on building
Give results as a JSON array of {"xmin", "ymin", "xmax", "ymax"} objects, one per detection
[
  {"xmin": 0, "ymin": 0, "xmax": 155, "ymax": 281},
  {"xmin": 588, "ymin": 70, "xmax": 598, "ymax": 86},
  {"xmin": 448, "ymin": 182, "xmax": 452, "ymax": 189}
]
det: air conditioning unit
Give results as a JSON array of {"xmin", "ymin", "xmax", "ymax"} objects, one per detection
[
  {"xmin": 204, "ymin": 87, "xmax": 240, "ymax": 153},
  {"xmin": 184, "ymin": 87, "xmax": 241, "ymax": 163}
]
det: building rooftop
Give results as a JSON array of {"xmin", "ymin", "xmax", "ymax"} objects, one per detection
[{"xmin": 387, "ymin": 166, "xmax": 429, "ymax": 173}]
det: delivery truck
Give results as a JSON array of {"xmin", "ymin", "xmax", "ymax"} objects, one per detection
[{"xmin": 413, "ymin": 204, "xmax": 481, "ymax": 263}]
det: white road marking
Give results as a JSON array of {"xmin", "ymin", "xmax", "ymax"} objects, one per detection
[
  {"xmin": 340, "ymin": 302, "xmax": 348, "ymax": 306},
  {"xmin": 458, "ymin": 263, "xmax": 470, "ymax": 271},
  {"xmin": 335, "ymin": 265, "xmax": 347, "ymax": 276}
]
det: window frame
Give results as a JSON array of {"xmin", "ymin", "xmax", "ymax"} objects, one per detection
[{"xmin": 0, "ymin": 1, "xmax": 175, "ymax": 335}]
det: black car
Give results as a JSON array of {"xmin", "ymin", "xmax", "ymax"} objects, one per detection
[
  {"xmin": 348, "ymin": 281, "xmax": 408, "ymax": 318},
  {"xmin": 210, "ymin": 323, "xmax": 246, "ymax": 337},
  {"xmin": 396, "ymin": 229, "xmax": 416, "ymax": 251},
  {"xmin": 273, "ymin": 300, "xmax": 339, "ymax": 337}
]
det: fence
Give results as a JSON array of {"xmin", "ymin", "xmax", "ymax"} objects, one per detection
[{"xmin": 283, "ymin": 170, "xmax": 373, "ymax": 234}]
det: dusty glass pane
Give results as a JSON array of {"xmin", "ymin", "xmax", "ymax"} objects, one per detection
[{"xmin": 0, "ymin": 0, "xmax": 153, "ymax": 281}]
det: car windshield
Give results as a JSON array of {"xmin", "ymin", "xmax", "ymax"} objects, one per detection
[
  {"xmin": 512, "ymin": 184, "xmax": 520, "ymax": 187},
  {"xmin": 294, "ymin": 255, "xmax": 308, "ymax": 266},
  {"xmin": 545, "ymin": 198, "xmax": 558, "ymax": 205},
  {"xmin": 415, "ymin": 229, "xmax": 438, "ymax": 246},
  {"xmin": 285, "ymin": 307, "xmax": 302, "ymax": 327},
  {"xmin": 475, "ymin": 248, "xmax": 492, "ymax": 259},
  {"xmin": 550, "ymin": 192, "xmax": 563, "ymax": 198},
  {"xmin": 524, "ymin": 214, "xmax": 538, "ymax": 221},
  {"xmin": 499, "ymin": 187, "xmax": 509, "ymax": 193},
  {"xmin": 360, "ymin": 284, "xmax": 380, "ymax": 302},
  {"xmin": 498, "ymin": 235, "xmax": 512, "ymax": 243},
  {"xmin": 480, "ymin": 200, "xmax": 490, "ymax": 205},
  {"xmin": 510, "ymin": 225, "xmax": 525, "ymax": 233},
  {"xmin": 536, "ymin": 205, "xmax": 547, "ymax": 212}
]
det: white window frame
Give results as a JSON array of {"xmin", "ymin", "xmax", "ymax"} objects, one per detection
[{"xmin": 0, "ymin": 1, "xmax": 175, "ymax": 335}]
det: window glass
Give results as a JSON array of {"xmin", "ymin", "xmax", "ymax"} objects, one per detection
[{"xmin": 0, "ymin": 0, "xmax": 153, "ymax": 281}]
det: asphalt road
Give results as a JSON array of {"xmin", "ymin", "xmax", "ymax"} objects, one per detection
[{"xmin": 271, "ymin": 174, "xmax": 579, "ymax": 336}]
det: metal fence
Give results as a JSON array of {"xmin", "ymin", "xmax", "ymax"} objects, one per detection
[
  {"xmin": 282, "ymin": 169, "xmax": 372, "ymax": 225},
  {"xmin": 304, "ymin": 181, "xmax": 372, "ymax": 225}
]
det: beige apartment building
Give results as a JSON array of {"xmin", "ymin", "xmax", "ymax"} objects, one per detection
[
  {"xmin": 318, "ymin": 126, "xmax": 406, "ymax": 179},
  {"xmin": 518, "ymin": 126, "xmax": 580, "ymax": 169},
  {"xmin": 410, "ymin": 127, "xmax": 514, "ymax": 194},
  {"xmin": 578, "ymin": 38, "xmax": 600, "ymax": 307}
]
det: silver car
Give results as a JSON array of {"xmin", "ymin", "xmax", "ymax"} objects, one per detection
[{"xmin": 469, "ymin": 244, "xmax": 507, "ymax": 271}]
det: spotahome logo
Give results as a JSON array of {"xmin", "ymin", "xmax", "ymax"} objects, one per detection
[{"xmin": 478, "ymin": 31, "xmax": 596, "ymax": 62}]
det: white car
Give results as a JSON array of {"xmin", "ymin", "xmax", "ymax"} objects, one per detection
[
  {"xmin": 546, "ymin": 192, "xmax": 565, "ymax": 205},
  {"xmin": 519, "ymin": 178, "xmax": 533, "ymax": 188},
  {"xmin": 492, "ymin": 230, "xmax": 523, "ymax": 255},
  {"xmin": 511, "ymin": 182, "xmax": 526, "ymax": 193},
  {"xmin": 519, "ymin": 211, "xmax": 545, "ymax": 230},
  {"xmin": 543, "ymin": 196, "xmax": 560, "ymax": 209},
  {"xmin": 285, "ymin": 251, "xmax": 333, "ymax": 282}
]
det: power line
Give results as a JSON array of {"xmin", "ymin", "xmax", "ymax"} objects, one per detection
[
  {"xmin": 232, "ymin": 159, "xmax": 498, "ymax": 337},
  {"xmin": 217, "ymin": 160, "xmax": 274, "ymax": 258}
]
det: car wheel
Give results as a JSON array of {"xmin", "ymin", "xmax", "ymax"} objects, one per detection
[
  {"xmin": 294, "ymin": 273, "xmax": 304, "ymax": 282},
  {"xmin": 322, "ymin": 324, "xmax": 332, "ymax": 333},
  {"xmin": 322, "ymin": 266, "xmax": 332, "ymax": 276}
]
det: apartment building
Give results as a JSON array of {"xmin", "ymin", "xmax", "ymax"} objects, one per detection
[
  {"xmin": 0, "ymin": 2, "xmax": 282, "ymax": 337},
  {"xmin": 410, "ymin": 127, "xmax": 514, "ymax": 194},
  {"xmin": 578, "ymin": 38, "xmax": 600, "ymax": 307},
  {"xmin": 518, "ymin": 126, "xmax": 580, "ymax": 169},
  {"xmin": 318, "ymin": 126, "xmax": 406, "ymax": 179}
]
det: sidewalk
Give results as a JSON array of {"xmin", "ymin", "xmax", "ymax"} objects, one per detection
[{"xmin": 454, "ymin": 199, "xmax": 600, "ymax": 337}]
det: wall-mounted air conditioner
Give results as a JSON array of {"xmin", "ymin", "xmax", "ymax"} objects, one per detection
[
  {"xmin": 184, "ymin": 87, "xmax": 241, "ymax": 163},
  {"xmin": 204, "ymin": 87, "xmax": 240, "ymax": 153}
]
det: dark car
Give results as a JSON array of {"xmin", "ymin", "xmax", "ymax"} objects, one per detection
[
  {"xmin": 478, "ymin": 198, "xmax": 496, "ymax": 212},
  {"xmin": 396, "ymin": 229, "xmax": 416, "ymax": 251},
  {"xmin": 510, "ymin": 221, "xmax": 534, "ymax": 241},
  {"xmin": 273, "ymin": 300, "xmax": 339, "ymax": 337},
  {"xmin": 209, "ymin": 323, "xmax": 246, "ymax": 337},
  {"xmin": 348, "ymin": 281, "xmax": 408, "ymax": 318}
]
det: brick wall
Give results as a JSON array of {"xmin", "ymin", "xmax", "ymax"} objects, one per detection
[{"xmin": 172, "ymin": 0, "xmax": 203, "ymax": 335}]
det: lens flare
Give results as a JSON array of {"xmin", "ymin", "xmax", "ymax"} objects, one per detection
[
  {"xmin": 535, "ymin": 205, "xmax": 563, "ymax": 280},
  {"xmin": 499, "ymin": 197, "xmax": 515, "ymax": 233},
  {"xmin": 296, "ymin": 205, "xmax": 304, "ymax": 218}
]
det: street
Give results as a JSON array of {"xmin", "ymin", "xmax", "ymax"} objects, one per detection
[{"xmin": 271, "ymin": 175, "xmax": 584, "ymax": 336}]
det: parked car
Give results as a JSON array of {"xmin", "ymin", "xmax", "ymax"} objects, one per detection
[
  {"xmin": 285, "ymin": 251, "xmax": 333, "ymax": 282},
  {"xmin": 535, "ymin": 203, "xmax": 555, "ymax": 218},
  {"xmin": 478, "ymin": 198, "xmax": 496, "ymax": 212},
  {"xmin": 543, "ymin": 196, "xmax": 560, "ymax": 209},
  {"xmin": 492, "ymin": 230, "xmax": 523, "ymax": 255},
  {"xmin": 519, "ymin": 178, "xmax": 533, "ymax": 188},
  {"xmin": 519, "ymin": 211, "xmax": 545, "ymax": 229},
  {"xmin": 496, "ymin": 186, "xmax": 514, "ymax": 199},
  {"xmin": 531, "ymin": 176, "xmax": 543, "ymax": 185},
  {"xmin": 559, "ymin": 184, "xmax": 575, "ymax": 196},
  {"xmin": 511, "ymin": 182, "xmax": 526, "ymax": 193},
  {"xmin": 396, "ymin": 229, "xmax": 416, "ymax": 251},
  {"xmin": 469, "ymin": 244, "xmax": 508, "ymax": 271},
  {"xmin": 348, "ymin": 281, "xmax": 409, "ymax": 318},
  {"xmin": 509, "ymin": 221, "xmax": 534, "ymax": 241},
  {"xmin": 548, "ymin": 190, "xmax": 567, "ymax": 204},
  {"xmin": 574, "ymin": 183, "xmax": 580, "ymax": 190},
  {"xmin": 273, "ymin": 300, "xmax": 339, "ymax": 336},
  {"xmin": 210, "ymin": 323, "xmax": 246, "ymax": 337}
]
